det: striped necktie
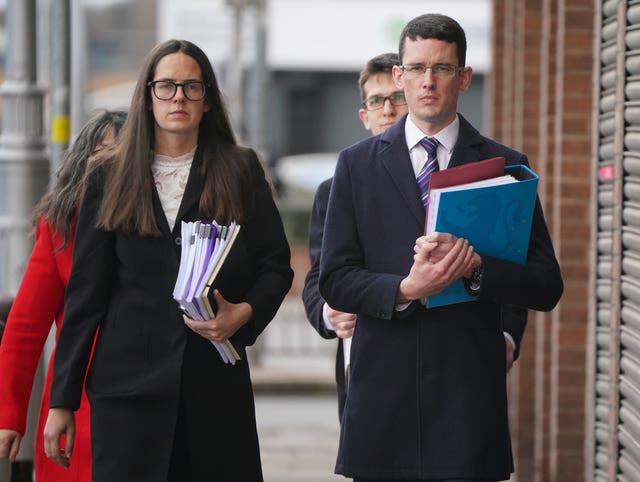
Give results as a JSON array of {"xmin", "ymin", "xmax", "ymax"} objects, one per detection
[{"xmin": 417, "ymin": 136, "xmax": 440, "ymax": 207}]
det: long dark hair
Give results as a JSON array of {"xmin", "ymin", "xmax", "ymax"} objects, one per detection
[
  {"xmin": 96, "ymin": 39, "xmax": 248, "ymax": 236},
  {"xmin": 32, "ymin": 109, "xmax": 126, "ymax": 248}
]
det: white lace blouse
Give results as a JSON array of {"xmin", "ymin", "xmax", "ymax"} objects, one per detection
[{"xmin": 151, "ymin": 148, "xmax": 195, "ymax": 231}]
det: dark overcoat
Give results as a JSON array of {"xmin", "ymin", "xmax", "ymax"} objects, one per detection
[
  {"xmin": 319, "ymin": 114, "xmax": 563, "ymax": 480},
  {"xmin": 303, "ymin": 177, "xmax": 530, "ymax": 423},
  {"xmin": 50, "ymin": 145, "xmax": 293, "ymax": 482},
  {"xmin": 302, "ymin": 177, "xmax": 348, "ymax": 418}
]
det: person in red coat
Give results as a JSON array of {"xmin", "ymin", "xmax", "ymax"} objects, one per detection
[{"xmin": 0, "ymin": 110, "xmax": 126, "ymax": 482}]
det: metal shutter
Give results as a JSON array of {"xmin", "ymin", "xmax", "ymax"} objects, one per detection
[
  {"xmin": 619, "ymin": 2, "xmax": 640, "ymax": 479},
  {"xmin": 595, "ymin": 0, "xmax": 622, "ymax": 480}
]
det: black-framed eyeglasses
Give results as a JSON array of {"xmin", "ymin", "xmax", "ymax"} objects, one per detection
[
  {"xmin": 362, "ymin": 91, "xmax": 407, "ymax": 111},
  {"xmin": 400, "ymin": 63, "xmax": 463, "ymax": 79},
  {"xmin": 147, "ymin": 80, "xmax": 207, "ymax": 101}
]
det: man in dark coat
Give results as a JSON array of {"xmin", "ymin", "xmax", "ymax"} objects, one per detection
[
  {"xmin": 319, "ymin": 14, "xmax": 563, "ymax": 482},
  {"xmin": 305, "ymin": 55, "xmax": 529, "ymax": 422}
]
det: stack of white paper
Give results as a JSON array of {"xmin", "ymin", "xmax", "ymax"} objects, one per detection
[
  {"xmin": 173, "ymin": 220, "xmax": 242, "ymax": 364},
  {"xmin": 425, "ymin": 175, "xmax": 517, "ymax": 235}
]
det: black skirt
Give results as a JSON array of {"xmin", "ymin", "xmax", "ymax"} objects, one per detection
[
  {"xmin": 90, "ymin": 329, "xmax": 263, "ymax": 482},
  {"xmin": 167, "ymin": 330, "xmax": 263, "ymax": 482}
]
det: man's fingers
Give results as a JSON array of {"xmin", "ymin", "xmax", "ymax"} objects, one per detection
[{"xmin": 440, "ymin": 238, "xmax": 476, "ymax": 282}]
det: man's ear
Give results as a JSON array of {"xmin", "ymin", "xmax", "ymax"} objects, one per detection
[
  {"xmin": 358, "ymin": 108, "xmax": 371, "ymax": 132},
  {"xmin": 459, "ymin": 66, "xmax": 473, "ymax": 92},
  {"xmin": 392, "ymin": 65, "xmax": 404, "ymax": 89}
]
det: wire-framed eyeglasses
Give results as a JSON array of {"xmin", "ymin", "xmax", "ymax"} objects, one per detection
[
  {"xmin": 400, "ymin": 63, "xmax": 463, "ymax": 79},
  {"xmin": 362, "ymin": 92, "xmax": 407, "ymax": 111},
  {"xmin": 148, "ymin": 80, "xmax": 207, "ymax": 101}
]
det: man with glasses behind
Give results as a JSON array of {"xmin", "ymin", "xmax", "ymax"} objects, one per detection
[
  {"xmin": 303, "ymin": 52, "xmax": 408, "ymax": 421},
  {"xmin": 319, "ymin": 13, "xmax": 563, "ymax": 482}
]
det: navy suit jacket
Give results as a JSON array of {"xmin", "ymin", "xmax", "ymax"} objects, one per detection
[
  {"xmin": 319, "ymin": 114, "xmax": 563, "ymax": 480},
  {"xmin": 302, "ymin": 178, "xmax": 347, "ymax": 419}
]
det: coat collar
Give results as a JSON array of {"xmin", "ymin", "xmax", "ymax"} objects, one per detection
[
  {"xmin": 174, "ymin": 143, "xmax": 205, "ymax": 230},
  {"xmin": 379, "ymin": 114, "xmax": 425, "ymax": 227},
  {"xmin": 447, "ymin": 114, "xmax": 487, "ymax": 168},
  {"xmin": 376, "ymin": 113, "xmax": 488, "ymax": 228}
]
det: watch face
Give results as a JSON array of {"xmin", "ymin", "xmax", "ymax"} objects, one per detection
[{"xmin": 466, "ymin": 265, "xmax": 483, "ymax": 294}]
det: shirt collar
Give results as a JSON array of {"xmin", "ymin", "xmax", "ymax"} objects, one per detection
[{"xmin": 404, "ymin": 114, "xmax": 460, "ymax": 154}]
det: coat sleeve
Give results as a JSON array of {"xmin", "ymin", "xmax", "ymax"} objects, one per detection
[
  {"xmin": 237, "ymin": 151, "xmax": 294, "ymax": 344},
  {"xmin": 50, "ymin": 171, "xmax": 115, "ymax": 410},
  {"xmin": 302, "ymin": 179, "xmax": 336, "ymax": 340},
  {"xmin": 480, "ymin": 174, "xmax": 564, "ymax": 311},
  {"xmin": 0, "ymin": 220, "xmax": 66, "ymax": 433},
  {"xmin": 319, "ymin": 151, "xmax": 404, "ymax": 320}
]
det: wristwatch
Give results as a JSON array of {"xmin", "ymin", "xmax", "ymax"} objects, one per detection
[{"xmin": 465, "ymin": 263, "xmax": 484, "ymax": 297}]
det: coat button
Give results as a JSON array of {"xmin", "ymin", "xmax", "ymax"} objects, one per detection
[{"xmin": 175, "ymin": 237, "xmax": 181, "ymax": 245}]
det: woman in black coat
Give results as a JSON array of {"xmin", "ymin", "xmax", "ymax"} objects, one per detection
[{"xmin": 44, "ymin": 39, "xmax": 293, "ymax": 482}]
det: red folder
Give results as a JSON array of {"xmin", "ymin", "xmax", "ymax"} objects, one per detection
[
  {"xmin": 429, "ymin": 156, "xmax": 506, "ymax": 189},
  {"xmin": 424, "ymin": 156, "xmax": 506, "ymax": 233}
]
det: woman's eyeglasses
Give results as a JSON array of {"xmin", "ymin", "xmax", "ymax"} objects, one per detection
[{"xmin": 147, "ymin": 80, "xmax": 207, "ymax": 101}]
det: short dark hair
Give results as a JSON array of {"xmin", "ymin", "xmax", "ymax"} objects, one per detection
[
  {"xmin": 398, "ymin": 14, "xmax": 467, "ymax": 67},
  {"xmin": 358, "ymin": 53, "xmax": 400, "ymax": 101}
]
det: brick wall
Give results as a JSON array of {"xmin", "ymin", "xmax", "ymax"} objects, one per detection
[{"xmin": 489, "ymin": 1, "xmax": 595, "ymax": 481}]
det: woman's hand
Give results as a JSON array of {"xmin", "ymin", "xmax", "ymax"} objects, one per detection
[
  {"xmin": 183, "ymin": 290, "xmax": 253, "ymax": 342},
  {"xmin": 43, "ymin": 408, "xmax": 75, "ymax": 468},
  {"xmin": 0, "ymin": 429, "xmax": 22, "ymax": 461}
]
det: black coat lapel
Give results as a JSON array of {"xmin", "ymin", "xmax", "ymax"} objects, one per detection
[
  {"xmin": 172, "ymin": 144, "xmax": 205, "ymax": 235},
  {"xmin": 448, "ymin": 115, "xmax": 487, "ymax": 168},
  {"xmin": 152, "ymin": 187, "xmax": 172, "ymax": 237},
  {"xmin": 379, "ymin": 115, "xmax": 425, "ymax": 227}
]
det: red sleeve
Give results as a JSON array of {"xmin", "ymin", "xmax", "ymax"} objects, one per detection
[{"xmin": 0, "ymin": 219, "xmax": 68, "ymax": 434}]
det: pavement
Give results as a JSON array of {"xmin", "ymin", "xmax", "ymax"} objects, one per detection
[
  {"xmin": 255, "ymin": 393, "xmax": 347, "ymax": 482},
  {"xmin": 251, "ymin": 352, "xmax": 348, "ymax": 481},
  {"xmin": 249, "ymin": 296, "xmax": 350, "ymax": 481}
]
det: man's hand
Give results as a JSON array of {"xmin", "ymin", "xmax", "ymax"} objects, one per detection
[
  {"xmin": 420, "ymin": 233, "xmax": 482, "ymax": 278},
  {"xmin": 183, "ymin": 289, "xmax": 252, "ymax": 342},
  {"xmin": 0, "ymin": 429, "xmax": 22, "ymax": 461},
  {"xmin": 326, "ymin": 304, "xmax": 356, "ymax": 339},
  {"xmin": 44, "ymin": 408, "xmax": 75, "ymax": 468},
  {"xmin": 397, "ymin": 233, "xmax": 477, "ymax": 302}
]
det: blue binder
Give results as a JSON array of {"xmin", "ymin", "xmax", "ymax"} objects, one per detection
[{"xmin": 424, "ymin": 164, "xmax": 539, "ymax": 308}]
